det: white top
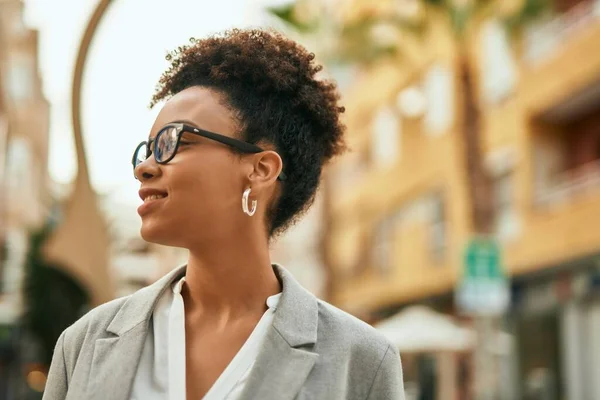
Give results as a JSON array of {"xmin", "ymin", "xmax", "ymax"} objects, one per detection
[{"xmin": 130, "ymin": 276, "xmax": 281, "ymax": 400}]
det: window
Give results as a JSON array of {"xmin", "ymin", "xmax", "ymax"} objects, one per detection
[
  {"xmin": 424, "ymin": 64, "xmax": 454, "ymax": 135},
  {"xmin": 371, "ymin": 217, "xmax": 394, "ymax": 274},
  {"xmin": 480, "ymin": 20, "xmax": 518, "ymax": 104},
  {"xmin": 371, "ymin": 106, "xmax": 401, "ymax": 168},
  {"xmin": 429, "ymin": 193, "xmax": 447, "ymax": 262},
  {"xmin": 533, "ymin": 136, "xmax": 564, "ymax": 203},
  {"xmin": 6, "ymin": 137, "xmax": 32, "ymax": 190},
  {"xmin": 533, "ymin": 109, "xmax": 600, "ymax": 204},
  {"xmin": 5, "ymin": 54, "xmax": 34, "ymax": 102},
  {"xmin": 493, "ymin": 172, "xmax": 520, "ymax": 241}
]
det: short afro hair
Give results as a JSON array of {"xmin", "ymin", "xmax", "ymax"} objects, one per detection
[{"xmin": 151, "ymin": 28, "xmax": 346, "ymax": 236}]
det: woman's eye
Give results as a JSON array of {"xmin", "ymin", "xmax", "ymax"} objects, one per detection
[{"xmin": 179, "ymin": 141, "xmax": 193, "ymax": 146}]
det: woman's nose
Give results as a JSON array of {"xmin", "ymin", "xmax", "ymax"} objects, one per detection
[{"xmin": 135, "ymin": 157, "xmax": 162, "ymax": 181}]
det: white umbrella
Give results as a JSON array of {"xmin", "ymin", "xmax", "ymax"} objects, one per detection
[{"xmin": 374, "ymin": 305, "xmax": 476, "ymax": 352}]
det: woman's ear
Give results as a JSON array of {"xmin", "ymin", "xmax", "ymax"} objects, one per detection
[{"xmin": 248, "ymin": 150, "xmax": 283, "ymax": 188}]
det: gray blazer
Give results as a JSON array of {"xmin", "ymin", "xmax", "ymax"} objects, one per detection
[{"xmin": 43, "ymin": 265, "xmax": 404, "ymax": 399}]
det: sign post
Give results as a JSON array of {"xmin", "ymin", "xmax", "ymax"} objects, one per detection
[
  {"xmin": 456, "ymin": 237, "xmax": 510, "ymax": 400},
  {"xmin": 456, "ymin": 237, "xmax": 509, "ymax": 316}
]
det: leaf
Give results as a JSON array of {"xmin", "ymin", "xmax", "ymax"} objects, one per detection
[
  {"xmin": 502, "ymin": 0, "xmax": 552, "ymax": 33},
  {"xmin": 267, "ymin": 2, "xmax": 318, "ymax": 33},
  {"xmin": 421, "ymin": 1, "xmax": 478, "ymax": 38},
  {"xmin": 450, "ymin": 5, "xmax": 474, "ymax": 37},
  {"xmin": 331, "ymin": 15, "xmax": 405, "ymax": 65},
  {"xmin": 267, "ymin": 1, "xmax": 420, "ymax": 66}
]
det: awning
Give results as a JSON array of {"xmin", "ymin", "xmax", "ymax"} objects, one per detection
[{"xmin": 374, "ymin": 305, "xmax": 476, "ymax": 353}]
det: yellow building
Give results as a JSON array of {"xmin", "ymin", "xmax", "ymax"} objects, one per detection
[{"xmin": 323, "ymin": 0, "xmax": 600, "ymax": 398}]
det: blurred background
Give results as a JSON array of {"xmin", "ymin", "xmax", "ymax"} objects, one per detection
[{"xmin": 0, "ymin": 0, "xmax": 599, "ymax": 398}]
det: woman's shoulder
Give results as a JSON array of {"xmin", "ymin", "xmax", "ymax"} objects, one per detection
[
  {"xmin": 63, "ymin": 294, "xmax": 132, "ymax": 344},
  {"xmin": 62, "ymin": 265, "xmax": 184, "ymax": 346},
  {"xmin": 276, "ymin": 263, "xmax": 394, "ymax": 359},
  {"xmin": 315, "ymin": 298, "xmax": 395, "ymax": 355},
  {"xmin": 311, "ymin": 298, "xmax": 402, "ymax": 395}
]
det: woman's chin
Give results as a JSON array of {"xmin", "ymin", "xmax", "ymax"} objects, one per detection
[{"xmin": 139, "ymin": 221, "xmax": 170, "ymax": 245}]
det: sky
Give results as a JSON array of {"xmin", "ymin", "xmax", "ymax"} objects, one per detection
[{"xmin": 23, "ymin": 0, "xmax": 289, "ymax": 206}]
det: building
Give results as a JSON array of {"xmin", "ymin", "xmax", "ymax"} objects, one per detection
[
  {"xmin": 0, "ymin": 0, "xmax": 50, "ymax": 397},
  {"xmin": 323, "ymin": 0, "xmax": 600, "ymax": 399},
  {"xmin": 0, "ymin": 0, "xmax": 50, "ymax": 328},
  {"xmin": 0, "ymin": 0, "xmax": 50, "ymax": 303}
]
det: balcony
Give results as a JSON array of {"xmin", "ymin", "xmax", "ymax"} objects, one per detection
[
  {"xmin": 535, "ymin": 159, "xmax": 600, "ymax": 205},
  {"xmin": 532, "ymin": 84, "xmax": 600, "ymax": 206}
]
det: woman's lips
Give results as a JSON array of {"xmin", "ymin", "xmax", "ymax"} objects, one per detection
[{"xmin": 137, "ymin": 195, "xmax": 167, "ymax": 217}]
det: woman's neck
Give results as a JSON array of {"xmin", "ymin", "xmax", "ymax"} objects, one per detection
[{"xmin": 181, "ymin": 233, "xmax": 281, "ymax": 324}]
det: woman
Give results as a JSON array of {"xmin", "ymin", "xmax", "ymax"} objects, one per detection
[{"xmin": 43, "ymin": 29, "xmax": 404, "ymax": 400}]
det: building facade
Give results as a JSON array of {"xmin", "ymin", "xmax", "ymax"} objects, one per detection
[
  {"xmin": 0, "ymin": 0, "xmax": 50, "ymax": 397},
  {"xmin": 323, "ymin": 0, "xmax": 600, "ymax": 399},
  {"xmin": 0, "ymin": 0, "xmax": 50, "ymax": 311}
]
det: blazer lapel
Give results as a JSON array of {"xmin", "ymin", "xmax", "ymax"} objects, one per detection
[
  {"xmin": 240, "ymin": 264, "xmax": 320, "ymax": 400},
  {"xmin": 88, "ymin": 265, "xmax": 187, "ymax": 400},
  {"xmin": 88, "ymin": 322, "xmax": 147, "ymax": 400},
  {"xmin": 239, "ymin": 328, "xmax": 318, "ymax": 400}
]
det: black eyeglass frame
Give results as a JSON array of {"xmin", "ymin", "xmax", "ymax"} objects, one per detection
[{"xmin": 132, "ymin": 122, "xmax": 286, "ymax": 181}]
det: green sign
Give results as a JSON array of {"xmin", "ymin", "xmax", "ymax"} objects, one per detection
[
  {"xmin": 456, "ymin": 237, "xmax": 510, "ymax": 316},
  {"xmin": 464, "ymin": 238, "xmax": 504, "ymax": 280}
]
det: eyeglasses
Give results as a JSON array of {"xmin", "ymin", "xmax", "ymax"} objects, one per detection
[{"xmin": 132, "ymin": 122, "xmax": 286, "ymax": 180}]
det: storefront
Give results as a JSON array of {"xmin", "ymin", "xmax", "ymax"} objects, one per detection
[{"xmin": 508, "ymin": 261, "xmax": 600, "ymax": 399}]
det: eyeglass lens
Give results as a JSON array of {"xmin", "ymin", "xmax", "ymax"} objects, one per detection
[
  {"xmin": 133, "ymin": 126, "xmax": 179, "ymax": 168},
  {"xmin": 133, "ymin": 143, "xmax": 148, "ymax": 168},
  {"xmin": 155, "ymin": 126, "xmax": 178, "ymax": 162}
]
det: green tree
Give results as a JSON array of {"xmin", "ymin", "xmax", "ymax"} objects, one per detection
[{"xmin": 21, "ymin": 223, "xmax": 90, "ymax": 366}]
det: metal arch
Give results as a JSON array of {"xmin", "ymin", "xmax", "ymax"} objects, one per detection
[{"xmin": 71, "ymin": 0, "xmax": 114, "ymax": 184}]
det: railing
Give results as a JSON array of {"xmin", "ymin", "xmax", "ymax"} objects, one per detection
[
  {"xmin": 524, "ymin": 0, "xmax": 600, "ymax": 65},
  {"xmin": 535, "ymin": 159, "xmax": 600, "ymax": 205}
]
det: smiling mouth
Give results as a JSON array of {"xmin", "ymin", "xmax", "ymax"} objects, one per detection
[{"xmin": 143, "ymin": 194, "xmax": 167, "ymax": 203}]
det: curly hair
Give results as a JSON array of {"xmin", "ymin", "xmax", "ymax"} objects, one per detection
[{"xmin": 151, "ymin": 28, "xmax": 346, "ymax": 236}]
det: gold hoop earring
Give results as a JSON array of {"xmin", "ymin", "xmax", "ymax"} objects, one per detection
[{"xmin": 242, "ymin": 188, "xmax": 257, "ymax": 216}]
